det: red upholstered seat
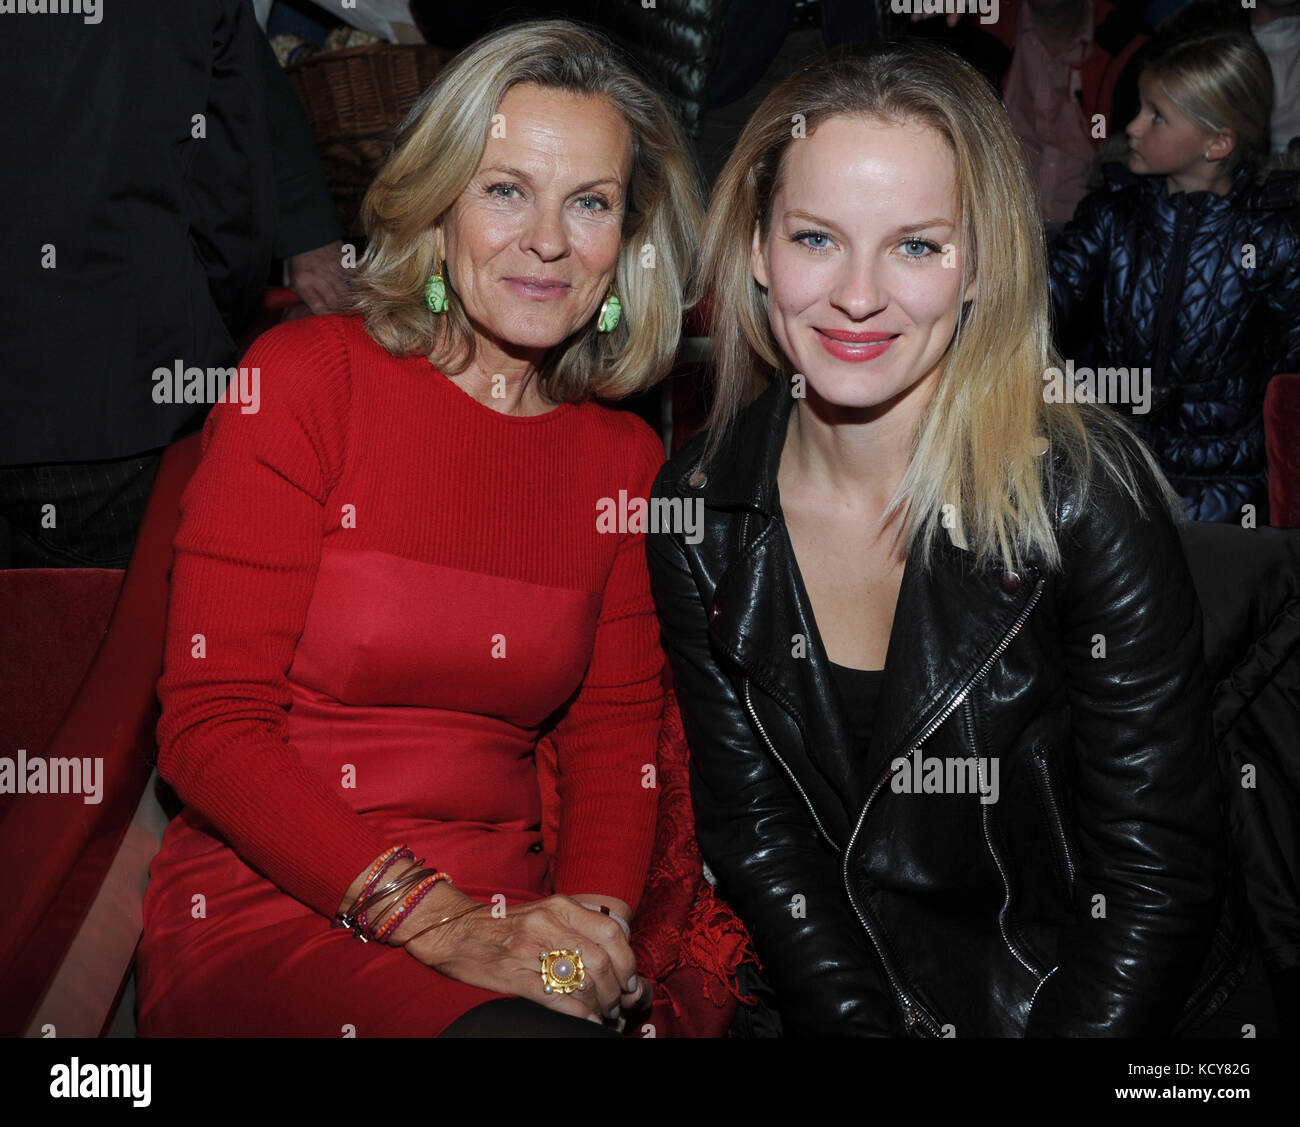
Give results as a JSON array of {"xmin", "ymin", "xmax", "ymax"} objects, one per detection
[
  {"xmin": 0, "ymin": 433, "xmax": 201, "ymax": 1036},
  {"xmin": 0, "ymin": 569, "xmax": 123, "ymax": 798},
  {"xmin": 1266, "ymin": 373, "xmax": 1300, "ymax": 528}
]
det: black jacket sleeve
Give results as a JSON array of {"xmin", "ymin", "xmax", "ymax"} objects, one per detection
[
  {"xmin": 258, "ymin": 33, "xmax": 343, "ymax": 260},
  {"xmin": 1048, "ymin": 188, "xmax": 1114, "ymax": 358},
  {"xmin": 1026, "ymin": 425, "xmax": 1227, "ymax": 1035},
  {"xmin": 185, "ymin": 0, "xmax": 278, "ymax": 339},
  {"xmin": 647, "ymin": 487, "xmax": 898, "ymax": 1036}
]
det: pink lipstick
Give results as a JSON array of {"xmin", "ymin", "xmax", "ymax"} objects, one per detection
[{"xmin": 816, "ymin": 328, "xmax": 898, "ymax": 362}]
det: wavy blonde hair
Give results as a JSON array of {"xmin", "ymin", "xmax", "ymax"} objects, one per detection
[
  {"xmin": 351, "ymin": 19, "xmax": 703, "ymax": 400},
  {"xmin": 695, "ymin": 40, "xmax": 1181, "ymax": 573}
]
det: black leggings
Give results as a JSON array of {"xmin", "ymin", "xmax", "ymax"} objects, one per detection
[{"xmin": 440, "ymin": 998, "xmax": 620, "ymax": 1038}]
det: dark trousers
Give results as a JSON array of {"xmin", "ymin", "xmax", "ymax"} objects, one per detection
[{"xmin": 0, "ymin": 452, "xmax": 162, "ymax": 569}]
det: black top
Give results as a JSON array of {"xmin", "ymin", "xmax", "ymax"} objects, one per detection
[{"xmin": 829, "ymin": 661, "xmax": 885, "ymax": 803}]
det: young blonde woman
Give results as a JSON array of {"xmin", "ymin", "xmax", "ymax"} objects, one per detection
[{"xmin": 648, "ymin": 40, "xmax": 1268, "ymax": 1036}]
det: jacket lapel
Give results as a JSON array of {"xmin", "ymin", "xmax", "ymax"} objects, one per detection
[
  {"xmin": 694, "ymin": 376, "xmax": 1045, "ymax": 833},
  {"xmin": 866, "ymin": 534, "xmax": 1043, "ymax": 781},
  {"xmin": 709, "ymin": 514, "xmax": 860, "ymax": 843}
]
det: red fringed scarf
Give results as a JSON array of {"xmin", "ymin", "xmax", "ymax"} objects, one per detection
[{"xmin": 536, "ymin": 687, "xmax": 757, "ymax": 1036}]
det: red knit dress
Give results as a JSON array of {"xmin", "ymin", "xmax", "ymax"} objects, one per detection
[{"xmin": 135, "ymin": 313, "xmax": 665, "ymax": 1036}]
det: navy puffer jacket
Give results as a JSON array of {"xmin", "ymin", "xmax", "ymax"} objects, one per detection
[{"xmin": 1049, "ymin": 163, "xmax": 1300, "ymax": 523}]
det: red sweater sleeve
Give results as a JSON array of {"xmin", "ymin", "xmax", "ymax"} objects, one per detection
[
  {"xmin": 549, "ymin": 416, "xmax": 667, "ymax": 912},
  {"xmin": 155, "ymin": 317, "xmax": 392, "ymax": 919}
]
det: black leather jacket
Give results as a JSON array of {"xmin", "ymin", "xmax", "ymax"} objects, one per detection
[{"xmin": 647, "ymin": 377, "xmax": 1242, "ymax": 1036}]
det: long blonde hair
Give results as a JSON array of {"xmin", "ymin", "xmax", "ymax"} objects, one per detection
[
  {"xmin": 351, "ymin": 19, "xmax": 703, "ymax": 400},
  {"xmin": 695, "ymin": 40, "xmax": 1180, "ymax": 573}
]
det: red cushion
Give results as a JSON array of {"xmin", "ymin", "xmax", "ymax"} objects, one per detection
[
  {"xmin": 0, "ymin": 569, "xmax": 122, "ymax": 802},
  {"xmin": 0, "ymin": 434, "xmax": 202, "ymax": 1034},
  {"xmin": 1266, "ymin": 373, "xmax": 1300, "ymax": 528}
]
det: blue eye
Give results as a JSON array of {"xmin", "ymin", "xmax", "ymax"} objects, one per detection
[
  {"xmin": 577, "ymin": 195, "xmax": 610, "ymax": 211},
  {"xmin": 488, "ymin": 182, "xmax": 521, "ymax": 198},
  {"xmin": 793, "ymin": 231, "xmax": 832, "ymax": 252},
  {"xmin": 899, "ymin": 238, "xmax": 941, "ymax": 258}
]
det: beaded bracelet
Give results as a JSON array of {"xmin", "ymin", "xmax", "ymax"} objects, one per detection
[
  {"xmin": 362, "ymin": 847, "xmax": 412, "ymax": 902},
  {"xmin": 339, "ymin": 854, "xmax": 425, "ymax": 941},
  {"xmin": 355, "ymin": 862, "xmax": 431, "ymax": 938},
  {"xmin": 356, "ymin": 846, "xmax": 405, "ymax": 899},
  {"xmin": 373, "ymin": 871, "xmax": 450, "ymax": 943},
  {"xmin": 354, "ymin": 848, "xmax": 416, "ymax": 930},
  {"xmin": 336, "ymin": 843, "xmax": 460, "ymax": 943},
  {"xmin": 335, "ymin": 847, "xmax": 413, "ymax": 938}
]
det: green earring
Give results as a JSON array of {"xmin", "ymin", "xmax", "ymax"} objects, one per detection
[
  {"xmin": 597, "ymin": 289, "xmax": 622, "ymax": 333},
  {"xmin": 425, "ymin": 263, "xmax": 448, "ymax": 314}
]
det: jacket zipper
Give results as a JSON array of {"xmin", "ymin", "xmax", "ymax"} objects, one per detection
[
  {"xmin": 1150, "ymin": 196, "xmax": 1196, "ymax": 390},
  {"xmin": 731, "ymin": 510, "xmax": 841, "ymax": 855},
  {"xmin": 847, "ymin": 703, "xmax": 956, "ymax": 1036},
  {"xmin": 742, "ymin": 678, "xmax": 840, "ymax": 854},
  {"xmin": 1030, "ymin": 749, "xmax": 1077, "ymax": 894},
  {"xmin": 730, "ymin": 506, "xmax": 938, "ymax": 1031},
  {"xmin": 966, "ymin": 699, "xmax": 1046, "ymax": 979},
  {"xmin": 841, "ymin": 574, "xmax": 1047, "ymax": 1035}
]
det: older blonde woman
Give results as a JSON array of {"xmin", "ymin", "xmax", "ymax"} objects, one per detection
[
  {"xmin": 136, "ymin": 20, "xmax": 700, "ymax": 1037},
  {"xmin": 649, "ymin": 40, "xmax": 1249, "ymax": 1036}
]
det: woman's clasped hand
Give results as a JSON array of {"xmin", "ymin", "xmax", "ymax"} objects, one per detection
[{"xmin": 389, "ymin": 883, "xmax": 647, "ymax": 1025}]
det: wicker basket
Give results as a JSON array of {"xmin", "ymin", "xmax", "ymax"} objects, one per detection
[{"xmin": 287, "ymin": 43, "xmax": 455, "ymax": 239}]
